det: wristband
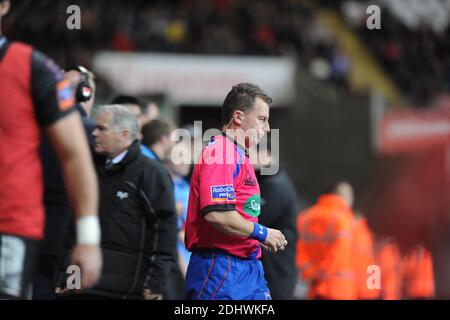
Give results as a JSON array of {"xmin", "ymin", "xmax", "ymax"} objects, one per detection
[
  {"xmin": 251, "ymin": 222, "xmax": 268, "ymax": 242},
  {"xmin": 76, "ymin": 215, "xmax": 101, "ymax": 245}
]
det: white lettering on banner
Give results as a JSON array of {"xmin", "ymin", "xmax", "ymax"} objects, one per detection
[{"xmin": 93, "ymin": 52, "xmax": 295, "ymax": 106}]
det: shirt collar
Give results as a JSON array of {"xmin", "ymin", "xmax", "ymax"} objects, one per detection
[
  {"xmin": 0, "ymin": 37, "xmax": 6, "ymax": 49},
  {"xmin": 221, "ymin": 132, "xmax": 249, "ymax": 157},
  {"xmin": 108, "ymin": 149, "xmax": 128, "ymax": 165}
]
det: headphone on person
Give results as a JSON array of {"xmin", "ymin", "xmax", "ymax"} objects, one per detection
[{"xmin": 66, "ymin": 65, "xmax": 93, "ymax": 103}]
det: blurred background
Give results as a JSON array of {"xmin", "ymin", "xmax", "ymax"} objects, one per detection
[{"xmin": 4, "ymin": 0, "xmax": 449, "ymax": 299}]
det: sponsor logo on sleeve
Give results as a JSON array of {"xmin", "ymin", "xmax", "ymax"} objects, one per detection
[
  {"xmin": 211, "ymin": 184, "xmax": 236, "ymax": 202},
  {"xmin": 56, "ymin": 79, "xmax": 75, "ymax": 111},
  {"xmin": 244, "ymin": 194, "xmax": 261, "ymax": 217}
]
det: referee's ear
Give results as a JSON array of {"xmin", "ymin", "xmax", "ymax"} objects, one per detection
[{"xmin": 0, "ymin": 0, "xmax": 10, "ymax": 18}]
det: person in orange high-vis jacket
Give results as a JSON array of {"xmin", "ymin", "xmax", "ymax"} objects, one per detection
[
  {"xmin": 402, "ymin": 245, "xmax": 434, "ymax": 299},
  {"xmin": 352, "ymin": 215, "xmax": 380, "ymax": 300},
  {"xmin": 375, "ymin": 238, "xmax": 402, "ymax": 300},
  {"xmin": 296, "ymin": 181, "xmax": 357, "ymax": 299}
]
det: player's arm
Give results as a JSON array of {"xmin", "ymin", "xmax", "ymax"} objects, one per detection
[
  {"xmin": 204, "ymin": 210, "xmax": 287, "ymax": 252},
  {"xmin": 46, "ymin": 112, "xmax": 102, "ymax": 289},
  {"xmin": 199, "ymin": 153, "xmax": 287, "ymax": 252},
  {"xmin": 31, "ymin": 50, "xmax": 101, "ymax": 290}
]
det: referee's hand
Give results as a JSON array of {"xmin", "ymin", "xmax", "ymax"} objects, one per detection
[{"xmin": 262, "ymin": 228, "xmax": 287, "ymax": 253}]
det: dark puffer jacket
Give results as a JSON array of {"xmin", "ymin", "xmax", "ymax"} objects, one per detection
[{"xmin": 55, "ymin": 140, "xmax": 177, "ymax": 299}]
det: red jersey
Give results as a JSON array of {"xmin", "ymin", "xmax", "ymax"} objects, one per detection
[
  {"xmin": 185, "ymin": 133, "xmax": 262, "ymax": 259},
  {"xmin": 0, "ymin": 40, "xmax": 75, "ymax": 239}
]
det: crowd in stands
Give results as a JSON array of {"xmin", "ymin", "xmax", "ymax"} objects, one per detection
[
  {"xmin": 340, "ymin": 0, "xmax": 450, "ymax": 107},
  {"xmin": 4, "ymin": 0, "xmax": 351, "ymax": 91}
]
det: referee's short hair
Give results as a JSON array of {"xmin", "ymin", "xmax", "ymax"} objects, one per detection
[{"xmin": 222, "ymin": 83, "xmax": 272, "ymax": 126}]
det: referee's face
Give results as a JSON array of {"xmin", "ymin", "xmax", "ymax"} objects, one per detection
[{"xmin": 240, "ymin": 97, "xmax": 270, "ymax": 148}]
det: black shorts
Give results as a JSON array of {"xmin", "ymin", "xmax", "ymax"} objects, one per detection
[{"xmin": 0, "ymin": 234, "xmax": 39, "ymax": 299}]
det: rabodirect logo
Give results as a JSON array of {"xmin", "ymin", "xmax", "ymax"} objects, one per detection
[{"xmin": 211, "ymin": 185, "xmax": 236, "ymax": 202}]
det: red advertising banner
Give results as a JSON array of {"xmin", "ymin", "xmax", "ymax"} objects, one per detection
[{"xmin": 378, "ymin": 106, "xmax": 450, "ymax": 154}]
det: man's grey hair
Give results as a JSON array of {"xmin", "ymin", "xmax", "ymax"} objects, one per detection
[{"xmin": 93, "ymin": 104, "xmax": 139, "ymax": 141}]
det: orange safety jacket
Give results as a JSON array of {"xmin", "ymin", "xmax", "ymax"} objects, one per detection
[
  {"xmin": 352, "ymin": 217, "xmax": 380, "ymax": 300},
  {"xmin": 402, "ymin": 246, "xmax": 434, "ymax": 299},
  {"xmin": 296, "ymin": 194, "xmax": 357, "ymax": 299},
  {"xmin": 375, "ymin": 239, "xmax": 402, "ymax": 300}
]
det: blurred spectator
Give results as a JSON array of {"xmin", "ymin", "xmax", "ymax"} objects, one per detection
[
  {"xmin": 254, "ymin": 140, "xmax": 300, "ymax": 300},
  {"xmin": 141, "ymin": 119, "xmax": 176, "ymax": 161},
  {"xmin": 110, "ymin": 95, "xmax": 144, "ymax": 127},
  {"xmin": 166, "ymin": 139, "xmax": 192, "ymax": 300},
  {"xmin": 3, "ymin": 0, "xmax": 351, "ymax": 92},
  {"xmin": 296, "ymin": 181, "xmax": 357, "ymax": 300},
  {"xmin": 351, "ymin": 213, "xmax": 379, "ymax": 300},
  {"xmin": 341, "ymin": 1, "xmax": 450, "ymax": 106},
  {"xmin": 140, "ymin": 99, "xmax": 160, "ymax": 127},
  {"xmin": 375, "ymin": 237, "xmax": 402, "ymax": 300},
  {"xmin": 402, "ymin": 245, "xmax": 435, "ymax": 299}
]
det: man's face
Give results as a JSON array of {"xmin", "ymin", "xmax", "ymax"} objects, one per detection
[
  {"xmin": 239, "ymin": 97, "xmax": 270, "ymax": 148},
  {"xmin": 92, "ymin": 111, "xmax": 127, "ymax": 157},
  {"xmin": 141, "ymin": 103, "xmax": 159, "ymax": 127},
  {"xmin": 0, "ymin": 0, "xmax": 10, "ymax": 20}
]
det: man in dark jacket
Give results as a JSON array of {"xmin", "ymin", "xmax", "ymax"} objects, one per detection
[
  {"xmin": 255, "ymin": 140, "xmax": 301, "ymax": 300},
  {"xmin": 56, "ymin": 104, "xmax": 177, "ymax": 299},
  {"xmin": 34, "ymin": 66, "xmax": 97, "ymax": 299}
]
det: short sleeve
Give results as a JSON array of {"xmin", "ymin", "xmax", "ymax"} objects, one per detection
[
  {"xmin": 31, "ymin": 50, "xmax": 75, "ymax": 127},
  {"xmin": 199, "ymin": 159, "xmax": 238, "ymax": 215}
]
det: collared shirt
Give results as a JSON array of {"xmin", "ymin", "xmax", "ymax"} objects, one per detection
[
  {"xmin": 140, "ymin": 144, "xmax": 158, "ymax": 160},
  {"xmin": 0, "ymin": 36, "xmax": 6, "ymax": 49},
  {"xmin": 106, "ymin": 149, "xmax": 128, "ymax": 168},
  {"xmin": 185, "ymin": 134, "xmax": 262, "ymax": 259}
]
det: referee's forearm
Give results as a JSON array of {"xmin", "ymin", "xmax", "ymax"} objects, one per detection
[{"xmin": 204, "ymin": 210, "xmax": 254, "ymax": 237}]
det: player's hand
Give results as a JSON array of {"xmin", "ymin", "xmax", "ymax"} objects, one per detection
[
  {"xmin": 70, "ymin": 244, "xmax": 102, "ymax": 289},
  {"xmin": 263, "ymin": 228, "xmax": 287, "ymax": 253},
  {"xmin": 63, "ymin": 70, "xmax": 82, "ymax": 89},
  {"xmin": 143, "ymin": 288, "xmax": 163, "ymax": 300}
]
